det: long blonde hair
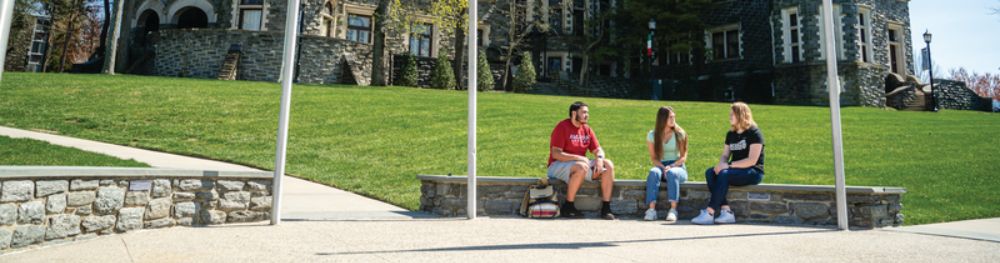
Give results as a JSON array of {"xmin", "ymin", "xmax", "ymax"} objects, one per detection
[
  {"xmin": 730, "ymin": 102, "xmax": 757, "ymax": 132},
  {"xmin": 654, "ymin": 106, "xmax": 687, "ymax": 161}
]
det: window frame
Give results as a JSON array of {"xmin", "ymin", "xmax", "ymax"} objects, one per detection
[
  {"xmin": 706, "ymin": 24, "xmax": 742, "ymax": 62},
  {"xmin": 409, "ymin": 22, "xmax": 434, "ymax": 57},
  {"xmin": 346, "ymin": 13, "xmax": 373, "ymax": 44}
]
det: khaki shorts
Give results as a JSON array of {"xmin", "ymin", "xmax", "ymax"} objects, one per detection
[{"xmin": 547, "ymin": 160, "xmax": 601, "ymax": 182}]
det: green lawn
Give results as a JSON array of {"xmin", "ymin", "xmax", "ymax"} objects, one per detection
[
  {"xmin": 0, "ymin": 135, "xmax": 148, "ymax": 167},
  {"xmin": 1, "ymin": 73, "xmax": 997, "ymax": 225}
]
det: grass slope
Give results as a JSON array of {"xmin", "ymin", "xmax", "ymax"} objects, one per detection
[
  {"xmin": 1, "ymin": 73, "xmax": 996, "ymax": 224},
  {"xmin": 0, "ymin": 135, "xmax": 148, "ymax": 167}
]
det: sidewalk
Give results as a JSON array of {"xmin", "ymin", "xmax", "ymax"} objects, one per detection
[{"xmin": 2, "ymin": 126, "xmax": 999, "ymax": 261}]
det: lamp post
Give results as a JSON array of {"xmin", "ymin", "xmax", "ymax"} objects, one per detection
[
  {"xmin": 923, "ymin": 30, "xmax": 938, "ymax": 112},
  {"xmin": 648, "ymin": 18, "xmax": 656, "ymax": 99}
]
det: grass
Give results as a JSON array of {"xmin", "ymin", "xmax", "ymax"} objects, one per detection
[
  {"xmin": 0, "ymin": 72, "xmax": 997, "ymax": 225},
  {"xmin": 0, "ymin": 135, "xmax": 148, "ymax": 167}
]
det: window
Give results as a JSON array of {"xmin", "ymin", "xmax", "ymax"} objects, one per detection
[
  {"xmin": 782, "ymin": 8, "xmax": 802, "ymax": 63},
  {"xmin": 818, "ymin": 4, "xmax": 845, "ymax": 61},
  {"xmin": 347, "ymin": 14, "xmax": 372, "ymax": 44},
  {"xmin": 547, "ymin": 57, "xmax": 562, "ymax": 77},
  {"xmin": 707, "ymin": 25, "xmax": 740, "ymax": 61},
  {"xmin": 573, "ymin": 9, "xmax": 584, "ymax": 36},
  {"xmin": 238, "ymin": 0, "xmax": 264, "ymax": 31},
  {"xmin": 888, "ymin": 24, "xmax": 906, "ymax": 75},
  {"xmin": 321, "ymin": 2, "xmax": 336, "ymax": 37},
  {"xmin": 857, "ymin": 8, "xmax": 873, "ymax": 63},
  {"xmin": 548, "ymin": 0, "xmax": 564, "ymax": 34},
  {"xmin": 665, "ymin": 40, "xmax": 691, "ymax": 65},
  {"xmin": 409, "ymin": 23, "xmax": 433, "ymax": 57}
]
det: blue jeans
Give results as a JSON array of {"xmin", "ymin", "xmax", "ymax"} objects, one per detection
[
  {"xmin": 645, "ymin": 160, "xmax": 688, "ymax": 206},
  {"xmin": 704, "ymin": 167, "xmax": 764, "ymax": 212}
]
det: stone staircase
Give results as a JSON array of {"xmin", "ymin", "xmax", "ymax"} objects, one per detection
[{"xmin": 217, "ymin": 44, "xmax": 241, "ymax": 80}]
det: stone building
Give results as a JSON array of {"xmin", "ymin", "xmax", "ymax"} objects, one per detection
[
  {"xmin": 108, "ymin": 0, "xmax": 922, "ymax": 107},
  {"xmin": 3, "ymin": 14, "xmax": 50, "ymax": 72}
]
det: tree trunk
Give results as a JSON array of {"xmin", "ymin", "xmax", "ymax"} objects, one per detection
[
  {"xmin": 59, "ymin": 0, "xmax": 82, "ymax": 72},
  {"xmin": 97, "ymin": 0, "xmax": 109, "ymax": 57},
  {"xmin": 578, "ymin": 55, "xmax": 588, "ymax": 85},
  {"xmin": 370, "ymin": 0, "xmax": 389, "ymax": 86},
  {"xmin": 452, "ymin": 9, "xmax": 466, "ymax": 90}
]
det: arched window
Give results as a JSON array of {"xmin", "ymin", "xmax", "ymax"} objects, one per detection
[
  {"xmin": 176, "ymin": 7, "xmax": 208, "ymax": 29},
  {"xmin": 321, "ymin": 1, "xmax": 336, "ymax": 37}
]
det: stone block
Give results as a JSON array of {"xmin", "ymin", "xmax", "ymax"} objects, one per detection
[
  {"xmin": 173, "ymin": 192, "xmax": 196, "ymax": 201},
  {"xmin": 685, "ymin": 190, "xmax": 710, "ymax": 199},
  {"xmin": 250, "ymin": 196, "xmax": 272, "ymax": 211},
  {"xmin": 485, "ymin": 200, "xmax": 515, "ymax": 214},
  {"xmin": 783, "ymin": 193, "xmax": 831, "ymax": 201},
  {"xmin": 47, "ymin": 193, "xmax": 67, "ymax": 214},
  {"xmin": 749, "ymin": 202, "xmax": 787, "ymax": 215},
  {"xmin": 178, "ymin": 179, "xmax": 212, "ymax": 191},
  {"xmin": 217, "ymin": 180, "xmax": 246, "ymax": 192},
  {"xmin": 610, "ymin": 199, "xmax": 639, "ymax": 215},
  {"xmin": 95, "ymin": 187, "xmax": 125, "ymax": 215},
  {"xmin": 791, "ymin": 203, "xmax": 830, "ymax": 220},
  {"xmin": 125, "ymin": 191, "xmax": 151, "ymax": 207},
  {"xmin": 36, "ymin": 180, "xmax": 69, "ymax": 197},
  {"xmin": 227, "ymin": 210, "xmax": 267, "ymax": 223},
  {"xmin": 151, "ymin": 179, "xmax": 172, "ymax": 198},
  {"xmin": 18, "ymin": 200, "xmax": 45, "ymax": 224},
  {"xmin": 74, "ymin": 205, "xmax": 93, "ymax": 216},
  {"xmin": 174, "ymin": 202, "xmax": 198, "ymax": 218},
  {"xmin": 195, "ymin": 190, "xmax": 220, "ymax": 201},
  {"xmin": 71, "ymin": 179, "xmax": 100, "ymax": 191},
  {"xmin": 82, "ymin": 215, "xmax": 116, "ymax": 233},
  {"xmin": 117, "ymin": 208, "xmax": 145, "ymax": 232},
  {"xmin": 144, "ymin": 218, "xmax": 175, "ymax": 229},
  {"xmin": 0, "ymin": 203, "xmax": 17, "ymax": 225},
  {"xmin": 45, "ymin": 214, "xmax": 81, "ymax": 240},
  {"xmin": 176, "ymin": 217, "xmax": 193, "ymax": 226},
  {"xmin": 146, "ymin": 198, "xmax": 172, "ymax": 220},
  {"xmin": 67, "ymin": 191, "xmax": 96, "ymax": 206},
  {"xmin": 775, "ymin": 215, "xmax": 802, "ymax": 225},
  {"xmin": 247, "ymin": 180, "xmax": 270, "ymax": 192},
  {"xmin": 99, "ymin": 180, "xmax": 116, "ymax": 186},
  {"xmin": 12, "ymin": 225, "xmax": 45, "ymax": 248},
  {"xmin": 573, "ymin": 197, "xmax": 602, "ymax": 211},
  {"xmin": 0, "ymin": 228, "xmax": 11, "ymax": 249},
  {"xmin": 201, "ymin": 210, "xmax": 227, "ymax": 225},
  {"xmin": 2, "ymin": 180, "xmax": 34, "ymax": 202}
]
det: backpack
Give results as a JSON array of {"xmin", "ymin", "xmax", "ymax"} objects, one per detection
[{"xmin": 520, "ymin": 178, "xmax": 560, "ymax": 218}]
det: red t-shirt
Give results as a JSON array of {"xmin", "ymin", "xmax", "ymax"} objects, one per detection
[{"xmin": 548, "ymin": 119, "xmax": 600, "ymax": 166}]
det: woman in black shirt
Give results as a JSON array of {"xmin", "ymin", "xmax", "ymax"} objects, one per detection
[{"xmin": 691, "ymin": 102, "xmax": 765, "ymax": 225}]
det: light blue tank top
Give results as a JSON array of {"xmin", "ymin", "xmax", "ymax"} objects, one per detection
[{"xmin": 647, "ymin": 130, "xmax": 679, "ymax": 162}]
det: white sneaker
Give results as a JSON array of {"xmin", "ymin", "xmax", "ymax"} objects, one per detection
[
  {"xmin": 643, "ymin": 208, "xmax": 657, "ymax": 221},
  {"xmin": 691, "ymin": 209, "xmax": 714, "ymax": 225},
  {"xmin": 665, "ymin": 208, "xmax": 678, "ymax": 223},
  {"xmin": 714, "ymin": 209, "xmax": 736, "ymax": 224}
]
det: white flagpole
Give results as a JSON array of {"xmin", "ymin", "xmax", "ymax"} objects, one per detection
[
  {"xmin": 467, "ymin": 0, "xmax": 478, "ymax": 220},
  {"xmin": 271, "ymin": 0, "xmax": 302, "ymax": 225},
  {"xmin": 822, "ymin": 0, "xmax": 849, "ymax": 231},
  {"xmin": 0, "ymin": 0, "xmax": 16, "ymax": 82}
]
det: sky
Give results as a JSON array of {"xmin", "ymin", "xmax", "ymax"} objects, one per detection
[{"xmin": 909, "ymin": 0, "xmax": 1000, "ymax": 75}]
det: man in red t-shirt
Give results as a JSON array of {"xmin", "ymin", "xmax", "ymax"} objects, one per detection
[{"xmin": 547, "ymin": 101, "xmax": 616, "ymax": 219}]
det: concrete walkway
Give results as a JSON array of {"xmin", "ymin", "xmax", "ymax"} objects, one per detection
[{"xmin": 2, "ymin": 125, "xmax": 1000, "ymax": 261}]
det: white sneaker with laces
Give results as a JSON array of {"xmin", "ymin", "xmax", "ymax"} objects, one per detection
[
  {"xmin": 665, "ymin": 208, "xmax": 678, "ymax": 222},
  {"xmin": 643, "ymin": 208, "xmax": 657, "ymax": 221},
  {"xmin": 691, "ymin": 209, "xmax": 714, "ymax": 225},
  {"xmin": 714, "ymin": 209, "xmax": 736, "ymax": 224}
]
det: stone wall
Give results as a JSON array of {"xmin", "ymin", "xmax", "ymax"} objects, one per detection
[
  {"xmin": 419, "ymin": 175, "xmax": 905, "ymax": 229},
  {"xmin": 154, "ymin": 29, "xmax": 372, "ymax": 85},
  {"xmin": 0, "ymin": 167, "xmax": 273, "ymax": 253},
  {"xmin": 934, "ymin": 79, "xmax": 992, "ymax": 111}
]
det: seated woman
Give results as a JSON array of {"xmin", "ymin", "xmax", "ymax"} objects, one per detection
[
  {"xmin": 644, "ymin": 106, "xmax": 688, "ymax": 222},
  {"xmin": 692, "ymin": 102, "xmax": 765, "ymax": 225}
]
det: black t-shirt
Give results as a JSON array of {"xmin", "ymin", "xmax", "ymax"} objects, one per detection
[{"xmin": 726, "ymin": 127, "xmax": 765, "ymax": 171}]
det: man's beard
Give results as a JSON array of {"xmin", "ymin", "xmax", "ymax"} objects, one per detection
[{"xmin": 575, "ymin": 115, "xmax": 587, "ymax": 124}]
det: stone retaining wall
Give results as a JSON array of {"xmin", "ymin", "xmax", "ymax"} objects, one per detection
[
  {"xmin": 0, "ymin": 167, "xmax": 274, "ymax": 253},
  {"xmin": 419, "ymin": 175, "xmax": 905, "ymax": 229}
]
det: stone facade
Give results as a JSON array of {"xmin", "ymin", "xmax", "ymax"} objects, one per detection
[
  {"xmin": 419, "ymin": 175, "xmax": 905, "ymax": 229},
  {"xmin": 933, "ymin": 79, "xmax": 992, "ymax": 111},
  {"xmin": 0, "ymin": 167, "xmax": 273, "ymax": 253}
]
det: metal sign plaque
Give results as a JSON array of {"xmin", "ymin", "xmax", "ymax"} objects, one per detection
[
  {"xmin": 747, "ymin": 192, "xmax": 771, "ymax": 201},
  {"xmin": 129, "ymin": 180, "xmax": 152, "ymax": 191}
]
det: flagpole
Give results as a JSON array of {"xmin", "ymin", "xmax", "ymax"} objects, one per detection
[
  {"xmin": 821, "ymin": 0, "xmax": 849, "ymax": 231},
  {"xmin": 467, "ymin": 0, "xmax": 478, "ymax": 220},
  {"xmin": 271, "ymin": 0, "xmax": 302, "ymax": 225}
]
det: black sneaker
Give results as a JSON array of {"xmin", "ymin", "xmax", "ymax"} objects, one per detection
[
  {"xmin": 601, "ymin": 211, "xmax": 616, "ymax": 220},
  {"xmin": 561, "ymin": 205, "xmax": 582, "ymax": 218}
]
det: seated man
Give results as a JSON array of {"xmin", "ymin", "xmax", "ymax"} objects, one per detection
[{"xmin": 547, "ymin": 101, "xmax": 616, "ymax": 220}]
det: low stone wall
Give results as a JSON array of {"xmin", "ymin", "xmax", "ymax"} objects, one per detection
[
  {"xmin": 0, "ymin": 167, "xmax": 274, "ymax": 253},
  {"xmin": 934, "ymin": 79, "xmax": 992, "ymax": 111},
  {"xmin": 419, "ymin": 175, "xmax": 905, "ymax": 229}
]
